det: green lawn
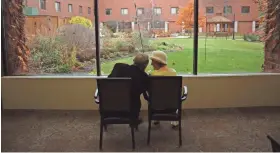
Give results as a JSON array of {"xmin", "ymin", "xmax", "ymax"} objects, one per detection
[{"xmin": 101, "ymin": 38, "xmax": 264, "ymax": 74}]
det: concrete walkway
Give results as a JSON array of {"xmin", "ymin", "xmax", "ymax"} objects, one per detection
[{"xmin": 2, "ymin": 107, "xmax": 280, "ymax": 151}]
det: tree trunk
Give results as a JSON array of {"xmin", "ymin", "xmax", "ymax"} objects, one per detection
[
  {"xmin": 2, "ymin": 0, "xmax": 29, "ymax": 75},
  {"xmin": 263, "ymin": 0, "xmax": 280, "ymax": 72}
]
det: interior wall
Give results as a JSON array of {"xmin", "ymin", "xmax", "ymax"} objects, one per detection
[{"xmin": 2, "ymin": 74, "xmax": 280, "ymax": 110}]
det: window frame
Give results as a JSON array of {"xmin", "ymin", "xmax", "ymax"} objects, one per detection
[
  {"xmin": 121, "ymin": 8, "xmax": 128, "ymax": 15},
  {"xmin": 171, "ymin": 7, "xmax": 179, "ymax": 15},
  {"xmin": 1, "ymin": 0, "xmax": 202, "ymax": 76},
  {"xmin": 105, "ymin": 8, "xmax": 112, "ymax": 15},
  {"xmin": 153, "ymin": 7, "xmax": 162, "ymax": 15},
  {"xmin": 68, "ymin": 4, "xmax": 73, "ymax": 13},
  {"xmin": 55, "ymin": 1, "xmax": 61, "ymax": 12},
  {"xmin": 40, "ymin": 0, "xmax": 46, "ymax": 10},
  {"xmin": 79, "ymin": 5, "xmax": 83, "ymax": 14},
  {"xmin": 88, "ymin": 7, "xmax": 91, "ymax": 14},
  {"xmin": 137, "ymin": 8, "xmax": 144, "ymax": 15},
  {"xmin": 206, "ymin": 6, "xmax": 214, "ymax": 14},
  {"xmin": 241, "ymin": 6, "xmax": 250, "ymax": 13},
  {"xmin": 223, "ymin": 5, "xmax": 232, "ymax": 14},
  {"xmin": 151, "ymin": 20, "xmax": 165, "ymax": 29}
]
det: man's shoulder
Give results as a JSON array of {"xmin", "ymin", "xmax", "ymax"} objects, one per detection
[
  {"xmin": 129, "ymin": 65, "xmax": 148, "ymax": 77},
  {"xmin": 114, "ymin": 63, "xmax": 130, "ymax": 68}
]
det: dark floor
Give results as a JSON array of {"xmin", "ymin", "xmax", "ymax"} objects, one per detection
[{"xmin": 2, "ymin": 107, "xmax": 280, "ymax": 152}]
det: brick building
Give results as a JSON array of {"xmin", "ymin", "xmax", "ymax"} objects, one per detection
[
  {"xmin": 24, "ymin": 0, "xmax": 94, "ymax": 20},
  {"xmin": 24, "ymin": 0, "xmax": 259, "ymax": 34}
]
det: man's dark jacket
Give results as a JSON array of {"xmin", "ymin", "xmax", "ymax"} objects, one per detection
[{"xmin": 108, "ymin": 63, "xmax": 148, "ymax": 116}]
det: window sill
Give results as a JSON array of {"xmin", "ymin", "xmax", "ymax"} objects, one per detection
[{"xmin": 3, "ymin": 73, "xmax": 279, "ymax": 79}]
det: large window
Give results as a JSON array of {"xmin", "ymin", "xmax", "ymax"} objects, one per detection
[
  {"xmin": 206, "ymin": 7, "xmax": 214, "ymax": 14},
  {"xmin": 3, "ymin": 0, "xmax": 277, "ymax": 76},
  {"xmin": 241, "ymin": 6, "xmax": 250, "ymax": 13},
  {"xmin": 68, "ymin": 4, "xmax": 73, "ymax": 13},
  {"xmin": 40, "ymin": 0, "xmax": 46, "ymax": 10},
  {"xmin": 121, "ymin": 8, "xmax": 128, "ymax": 15},
  {"xmin": 55, "ymin": 2, "xmax": 61, "ymax": 12}
]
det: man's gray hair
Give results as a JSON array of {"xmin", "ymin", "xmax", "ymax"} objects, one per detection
[{"xmin": 133, "ymin": 53, "xmax": 149, "ymax": 68}]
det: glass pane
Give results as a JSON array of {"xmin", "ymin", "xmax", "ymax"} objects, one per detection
[
  {"xmin": 198, "ymin": 1, "xmax": 268, "ymax": 74},
  {"xmin": 99, "ymin": 0, "xmax": 194, "ymax": 75},
  {"xmin": 2, "ymin": 0, "xmax": 96, "ymax": 76}
]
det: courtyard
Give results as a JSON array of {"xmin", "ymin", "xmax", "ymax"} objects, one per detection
[{"xmin": 101, "ymin": 38, "xmax": 264, "ymax": 74}]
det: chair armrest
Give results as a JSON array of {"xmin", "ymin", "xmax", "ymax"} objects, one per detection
[
  {"xmin": 94, "ymin": 89, "xmax": 100, "ymax": 104},
  {"xmin": 181, "ymin": 86, "xmax": 188, "ymax": 102}
]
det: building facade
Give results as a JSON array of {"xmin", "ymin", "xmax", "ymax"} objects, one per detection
[
  {"xmin": 24, "ymin": 0, "xmax": 94, "ymax": 20},
  {"xmin": 25, "ymin": 0, "xmax": 259, "ymax": 34}
]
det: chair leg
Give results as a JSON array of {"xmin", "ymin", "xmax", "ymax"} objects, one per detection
[
  {"xmin": 179, "ymin": 120, "xmax": 182, "ymax": 147},
  {"xmin": 104, "ymin": 124, "xmax": 108, "ymax": 132},
  {"xmin": 131, "ymin": 126, "xmax": 135, "ymax": 150},
  {"xmin": 147, "ymin": 118, "xmax": 151, "ymax": 145},
  {"xmin": 99, "ymin": 122, "xmax": 104, "ymax": 150}
]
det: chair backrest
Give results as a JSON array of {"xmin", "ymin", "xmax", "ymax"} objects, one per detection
[
  {"xmin": 267, "ymin": 135, "xmax": 280, "ymax": 152},
  {"xmin": 148, "ymin": 76, "xmax": 182, "ymax": 110},
  {"xmin": 97, "ymin": 78, "xmax": 132, "ymax": 113}
]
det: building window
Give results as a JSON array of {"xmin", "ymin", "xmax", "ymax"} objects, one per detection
[
  {"xmin": 121, "ymin": 8, "xmax": 128, "ymax": 15},
  {"xmin": 68, "ymin": 4, "xmax": 73, "ymax": 13},
  {"xmin": 137, "ymin": 8, "xmax": 144, "ymax": 15},
  {"xmin": 153, "ymin": 7, "xmax": 162, "ymax": 15},
  {"xmin": 55, "ymin": 2, "xmax": 61, "ymax": 12},
  {"xmin": 224, "ymin": 6, "xmax": 232, "ymax": 14},
  {"xmin": 241, "ymin": 6, "xmax": 250, "ymax": 13},
  {"xmin": 171, "ymin": 7, "xmax": 179, "ymax": 15},
  {"xmin": 88, "ymin": 7, "xmax": 91, "ymax": 14},
  {"xmin": 151, "ymin": 21, "xmax": 165, "ymax": 29},
  {"xmin": 105, "ymin": 8, "xmax": 112, "ymax": 15},
  {"xmin": 206, "ymin": 7, "xmax": 214, "ymax": 14},
  {"xmin": 79, "ymin": 6, "xmax": 83, "ymax": 14},
  {"xmin": 40, "ymin": 0, "xmax": 46, "ymax": 10}
]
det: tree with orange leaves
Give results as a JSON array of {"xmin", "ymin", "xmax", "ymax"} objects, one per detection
[{"xmin": 176, "ymin": 0, "xmax": 205, "ymax": 36}]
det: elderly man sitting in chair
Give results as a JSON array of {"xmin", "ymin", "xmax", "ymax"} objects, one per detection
[{"xmin": 95, "ymin": 53, "xmax": 149, "ymax": 126}]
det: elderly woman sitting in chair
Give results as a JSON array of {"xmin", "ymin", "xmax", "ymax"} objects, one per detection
[{"xmin": 148, "ymin": 51, "xmax": 181, "ymax": 129}]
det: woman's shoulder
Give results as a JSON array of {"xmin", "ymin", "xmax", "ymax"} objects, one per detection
[{"xmin": 169, "ymin": 68, "xmax": 176, "ymax": 73}]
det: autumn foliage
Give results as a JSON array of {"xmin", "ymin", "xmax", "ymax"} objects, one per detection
[{"xmin": 176, "ymin": 0, "xmax": 206, "ymax": 30}]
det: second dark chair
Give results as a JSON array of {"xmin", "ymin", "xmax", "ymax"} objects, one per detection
[{"xmin": 145, "ymin": 76, "xmax": 188, "ymax": 147}]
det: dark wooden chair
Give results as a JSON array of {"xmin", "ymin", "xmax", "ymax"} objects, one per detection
[
  {"xmin": 267, "ymin": 135, "xmax": 280, "ymax": 152},
  {"xmin": 96, "ymin": 78, "xmax": 137, "ymax": 150},
  {"xmin": 144, "ymin": 76, "xmax": 188, "ymax": 147}
]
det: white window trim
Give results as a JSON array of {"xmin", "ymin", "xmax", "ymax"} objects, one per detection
[
  {"xmin": 55, "ymin": 2, "xmax": 61, "ymax": 12},
  {"xmin": 68, "ymin": 4, "xmax": 73, "ymax": 13},
  {"xmin": 171, "ymin": 7, "xmax": 178, "ymax": 15},
  {"xmin": 121, "ymin": 8, "xmax": 128, "ymax": 15}
]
